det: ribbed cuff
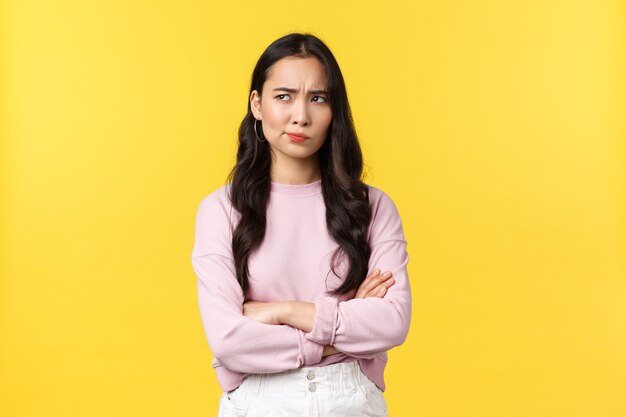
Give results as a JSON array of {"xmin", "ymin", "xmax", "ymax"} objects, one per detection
[
  {"xmin": 297, "ymin": 329, "xmax": 323, "ymax": 366},
  {"xmin": 305, "ymin": 295, "xmax": 339, "ymax": 345}
]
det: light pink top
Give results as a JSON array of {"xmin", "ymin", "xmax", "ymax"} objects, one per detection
[{"xmin": 191, "ymin": 179, "xmax": 411, "ymax": 392}]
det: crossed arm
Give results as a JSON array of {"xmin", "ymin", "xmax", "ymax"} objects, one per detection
[
  {"xmin": 193, "ymin": 189, "xmax": 411, "ymax": 374},
  {"xmin": 241, "ymin": 268, "xmax": 396, "ymax": 356},
  {"xmin": 193, "ymin": 253, "xmax": 406, "ymax": 374}
]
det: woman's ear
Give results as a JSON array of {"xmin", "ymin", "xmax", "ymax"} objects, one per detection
[{"xmin": 250, "ymin": 90, "xmax": 262, "ymax": 119}]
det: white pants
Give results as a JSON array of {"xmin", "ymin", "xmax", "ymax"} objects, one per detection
[{"xmin": 217, "ymin": 361, "xmax": 388, "ymax": 417}]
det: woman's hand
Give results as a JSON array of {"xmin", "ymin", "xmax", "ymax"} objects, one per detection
[
  {"xmin": 325, "ymin": 269, "xmax": 393, "ymax": 358},
  {"xmin": 353, "ymin": 268, "xmax": 394, "ymax": 299},
  {"xmin": 242, "ymin": 267, "xmax": 393, "ymax": 330},
  {"xmin": 323, "ymin": 345, "xmax": 340, "ymax": 356},
  {"xmin": 242, "ymin": 301, "xmax": 285, "ymax": 325},
  {"xmin": 242, "ymin": 269, "xmax": 392, "ymax": 357},
  {"xmin": 243, "ymin": 301, "xmax": 339, "ymax": 357}
]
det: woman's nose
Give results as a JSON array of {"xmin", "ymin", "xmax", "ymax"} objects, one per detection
[{"xmin": 291, "ymin": 98, "xmax": 310, "ymax": 125}]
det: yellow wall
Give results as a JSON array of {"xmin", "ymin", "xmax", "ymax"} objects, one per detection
[{"xmin": 1, "ymin": 1, "xmax": 624, "ymax": 416}]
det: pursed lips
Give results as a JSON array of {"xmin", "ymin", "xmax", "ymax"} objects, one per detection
[{"xmin": 286, "ymin": 132, "xmax": 310, "ymax": 139}]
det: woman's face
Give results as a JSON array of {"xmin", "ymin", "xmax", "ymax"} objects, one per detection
[{"xmin": 250, "ymin": 57, "xmax": 332, "ymax": 169}]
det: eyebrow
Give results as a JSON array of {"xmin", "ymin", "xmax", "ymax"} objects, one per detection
[{"xmin": 272, "ymin": 87, "xmax": 329, "ymax": 95}]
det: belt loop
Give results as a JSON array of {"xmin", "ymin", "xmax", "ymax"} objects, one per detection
[
  {"xmin": 246, "ymin": 373, "xmax": 262, "ymax": 396},
  {"xmin": 351, "ymin": 361, "xmax": 363, "ymax": 389},
  {"xmin": 341, "ymin": 362, "xmax": 350, "ymax": 391},
  {"xmin": 255, "ymin": 373, "xmax": 263, "ymax": 395}
]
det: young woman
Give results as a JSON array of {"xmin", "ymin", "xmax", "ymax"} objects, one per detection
[{"xmin": 191, "ymin": 32, "xmax": 411, "ymax": 417}]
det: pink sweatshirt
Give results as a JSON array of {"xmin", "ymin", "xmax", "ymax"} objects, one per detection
[{"xmin": 191, "ymin": 179, "xmax": 411, "ymax": 392}]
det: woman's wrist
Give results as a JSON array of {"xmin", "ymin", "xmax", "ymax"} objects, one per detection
[
  {"xmin": 276, "ymin": 301, "xmax": 292, "ymax": 325},
  {"xmin": 277, "ymin": 301, "xmax": 315, "ymax": 332}
]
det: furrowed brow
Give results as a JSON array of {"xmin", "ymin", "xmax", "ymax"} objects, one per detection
[{"xmin": 272, "ymin": 87, "xmax": 328, "ymax": 95}]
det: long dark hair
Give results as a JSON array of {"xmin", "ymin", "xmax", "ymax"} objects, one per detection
[{"xmin": 225, "ymin": 32, "xmax": 372, "ymax": 296}]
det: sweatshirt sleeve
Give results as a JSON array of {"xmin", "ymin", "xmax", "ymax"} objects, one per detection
[
  {"xmin": 191, "ymin": 190, "xmax": 324, "ymax": 373},
  {"xmin": 304, "ymin": 189, "xmax": 412, "ymax": 358}
]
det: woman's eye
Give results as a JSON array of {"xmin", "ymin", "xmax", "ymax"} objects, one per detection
[{"xmin": 275, "ymin": 94, "xmax": 327, "ymax": 103}]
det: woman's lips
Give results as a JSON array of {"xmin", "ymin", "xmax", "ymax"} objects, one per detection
[{"xmin": 287, "ymin": 133, "xmax": 308, "ymax": 143}]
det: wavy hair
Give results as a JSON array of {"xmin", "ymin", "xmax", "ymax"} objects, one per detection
[{"xmin": 225, "ymin": 32, "xmax": 372, "ymax": 296}]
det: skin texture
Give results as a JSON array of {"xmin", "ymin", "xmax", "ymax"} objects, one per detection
[
  {"xmin": 249, "ymin": 56, "xmax": 332, "ymax": 185},
  {"xmin": 243, "ymin": 57, "xmax": 395, "ymax": 356},
  {"xmin": 242, "ymin": 269, "xmax": 396, "ymax": 330},
  {"xmin": 242, "ymin": 269, "xmax": 395, "ymax": 357}
]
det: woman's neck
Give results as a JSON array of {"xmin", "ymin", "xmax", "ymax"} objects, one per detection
[{"xmin": 270, "ymin": 161, "xmax": 321, "ymax": 185}]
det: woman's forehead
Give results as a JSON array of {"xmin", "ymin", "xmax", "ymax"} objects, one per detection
[{"xmin": 265, "ymin": 57, "xmax": 327, "ymax": 89}]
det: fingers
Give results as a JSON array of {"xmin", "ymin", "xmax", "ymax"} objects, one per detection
[
  {"xmin": 366, "ymin": 270, "xmax": 392, "ymax": 291},
  {"xmin": 366, "ymin": 277, "xmax": 395, "ymax": 298},
  {"xmin": 355, "ymin": 269, "xmax": 386, "ymax": 297},
  {"xmin": 354, "ymin": 268, "xmax": 395, "ymax": 298}
]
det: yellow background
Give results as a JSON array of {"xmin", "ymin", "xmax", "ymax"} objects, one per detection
[{"xmin": 1, "ymin": 0, "xmax": 625, "ymax": 416}]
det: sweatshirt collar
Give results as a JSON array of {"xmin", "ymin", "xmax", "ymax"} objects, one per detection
[{"xmin": 270, "ymin": 179, "xmax": 322, "ymax": 197}]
